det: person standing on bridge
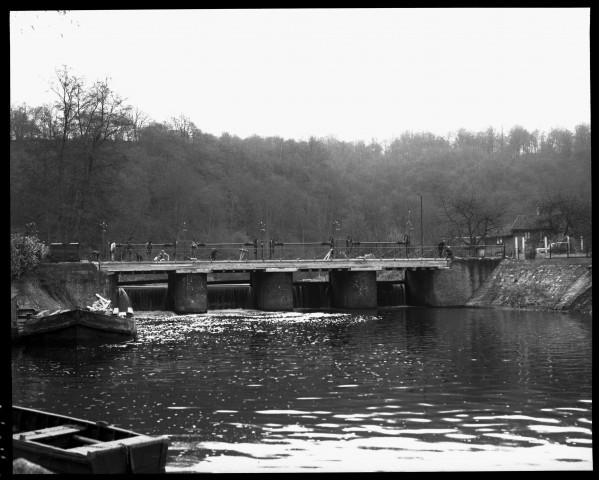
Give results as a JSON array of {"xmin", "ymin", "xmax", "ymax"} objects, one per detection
[
  {"xmin": 191, "ymin": 240, "xmax": 197, "ymax": 259},
  {"xmin": 126, "ymin": 238, "xmax": 133, "ymax": 262},
  {"xmin": 254, "ymin": 237, "xmax": 258, "ymax": 259},
  {"xmin": 110, "ymin": 240, "xmax": 116, "ymax": 261},
  {"xmin": 146, "ymin": 240, "xmax": 153, "ymax": 260},
  {"xmin": 438, "ymin": 239, "xmax": 446, "ymax": 258}
]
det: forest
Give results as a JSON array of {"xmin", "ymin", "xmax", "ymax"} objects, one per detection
[{"xmin": 10, "ymin": 68, "xmax": 592, "ymax": 255}]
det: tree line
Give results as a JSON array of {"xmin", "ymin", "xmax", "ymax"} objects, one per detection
[{"xmin": 10, "ymin": 67, "xmax": 592, "ymax": 254}]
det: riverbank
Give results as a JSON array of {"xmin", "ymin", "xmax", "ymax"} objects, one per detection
[
  {"xmin": 467, "ymin": 257, "xmax": 592, "ymax": 315},
  {"xmin": 11, "ymin": 266, "xmax": 79, "ymax": 313},
  {"xmin": 11, "ymin": 262, "xmax": 116, "ymax": 317}
]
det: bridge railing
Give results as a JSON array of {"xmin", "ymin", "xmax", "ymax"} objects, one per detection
[{"xmin": 102, "ymin": 242, "xmax": 507, "ymax": 262}]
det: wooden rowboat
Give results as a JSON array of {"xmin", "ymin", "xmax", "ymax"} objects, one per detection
[
  {"xmin": 13, "ymin": 308, "xmax": 136, "ymax": 343},
  {"xmin": 13, "ymin": 406, "xmax": 169, "ymax": 474}
]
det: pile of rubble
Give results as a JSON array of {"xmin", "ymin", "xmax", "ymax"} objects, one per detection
[{"xmin": 87, "ymin": 294, "xmax": 112, "ymax": 312}]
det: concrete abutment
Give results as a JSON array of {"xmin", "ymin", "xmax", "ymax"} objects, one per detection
[{"xmin": 405, "ymin": 258, "xmax": 503, "ymax": 307}]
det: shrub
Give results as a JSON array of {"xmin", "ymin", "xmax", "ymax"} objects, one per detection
[{"xmin": 11, "ymin": 233, "xmax": 43, "ymax": 279}]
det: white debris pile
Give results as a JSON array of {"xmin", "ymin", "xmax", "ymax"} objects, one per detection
[{"xmin": 87, "ymin": 294, "xmax": 112, "ymax": 312}]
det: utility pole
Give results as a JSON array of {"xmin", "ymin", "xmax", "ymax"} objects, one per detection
[
  {"xmin": 182, "ymin": 221, "xmax": 187, "ymax": 259},
  {"xmin": 100, "ymin": 221, "xmax": 107, "ymax": 261},
  {"xmin": 419, "ymin": 194, "xmax": 423, "ymax": 256},
  {"xmin": 259, "ymin": 221, "xmax": 265, "ymax": 261}
]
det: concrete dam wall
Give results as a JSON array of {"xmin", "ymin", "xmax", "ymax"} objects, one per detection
[
  {"xmin": 405, "ymin": 257, "xmax": 591, "ymax": 315},
  {"xmin": 405, "ymin": 258, "xmax": 503, "ymax": 307}
]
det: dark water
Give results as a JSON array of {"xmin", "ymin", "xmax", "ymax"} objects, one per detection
[{"xmin": 11, "ymin": 307, "xmax": 592, "ymax": 472}]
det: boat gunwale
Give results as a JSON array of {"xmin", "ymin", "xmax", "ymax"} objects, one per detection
[{"xmin": 13, "ymin": 405, "xmax": 147, "ymax": 437}]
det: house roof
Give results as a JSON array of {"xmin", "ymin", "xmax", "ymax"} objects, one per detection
[
  {"xmin": 511, "ymin": 214, "xmax": 551, "ymax": 232},
  {"xmin": 487, "ymin": 224, "xmax": 514, "ymax": 237}
]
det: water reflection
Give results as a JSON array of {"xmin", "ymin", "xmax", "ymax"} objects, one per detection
[{"xmin": 12, "ymin": 307, "xmax": 592, "ymax": 472}]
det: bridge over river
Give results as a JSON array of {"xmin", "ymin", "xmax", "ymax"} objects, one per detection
[
  {"xmin": 99, "ymin": 257, "xmax": 449, "ymax": 313},
  {"xmin": 99, "ymin": 257, "xmax": 449, "ymax": 274}
]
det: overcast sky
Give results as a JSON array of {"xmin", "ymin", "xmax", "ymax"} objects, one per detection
[{"xmin": 10, "ymin": 8, "xmax": 590, "ymax": 143}]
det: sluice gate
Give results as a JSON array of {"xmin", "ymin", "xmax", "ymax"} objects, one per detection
[{"xmin": 123, "ymin": 281, "xmax": 406, "ymax": 311}]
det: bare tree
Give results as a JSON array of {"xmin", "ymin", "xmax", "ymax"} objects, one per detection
[
  {"xmin": 438, "ymin": 189, "xmax": 509, "ymax": 246},
  {"xmin": 537, "ymin": 191, "xmax": 592, "ymax": 240},
  {"xmin": 49, "ymin": 65, "xmax": 82, "ymax": 240},
  {"xmin": 169, "ymin": 114, "xmax": 198, "ymax": 140},
  {"xmin": 128, "ymin": 108, "xmax": 149, "ymax": 142},
  {"xmin": 45, "ymin": 69, "xmax": 134, "ymax": 240},
  {"xmin": 71, "ymin": 79, "xmax": 132, "ymax": 237}
]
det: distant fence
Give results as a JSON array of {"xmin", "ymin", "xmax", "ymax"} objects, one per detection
[
  {"xmin": 530, "ymin": 241, "xmax": 592, "ymax": 259},
  {"xmin": 98, "ymin": 241, "xmax": 509, "ymax": 262},
  {"xmin": 46, "ymin": 239, "xmax": 592, "ymax": 263}
]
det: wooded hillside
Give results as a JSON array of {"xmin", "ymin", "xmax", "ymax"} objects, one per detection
[{"xmin": 10, "ymin": 69, "xmax": 592, "ymax": 252}]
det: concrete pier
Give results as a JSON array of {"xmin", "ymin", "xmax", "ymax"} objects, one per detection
[
  {"xmin": 168, "ymin": 272, "xmax": 208, "ymax": 313},
  {"xmin": 251, "ymin": 272, "xmax": 294, "ymax": 311},
  {"xmin": 105, "ymin": 273, "xmax": 118, "ymax": 307},
  {"xmin": 329, "ymin": 270, "xmax": 377, "ymax": 309}
]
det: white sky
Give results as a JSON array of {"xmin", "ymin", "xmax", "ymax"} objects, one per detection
[{"xmin": 10, "ymin": 8, "xmax": 590, "ymax": 143}]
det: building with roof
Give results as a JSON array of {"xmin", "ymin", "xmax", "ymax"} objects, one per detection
[{"xmin": 510, "ymin": 208, "xmax": 555, "ymax": 257}]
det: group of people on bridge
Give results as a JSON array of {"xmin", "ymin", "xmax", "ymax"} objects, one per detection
[
  {"xmin": 109, "ymin": 239, "xmax": 170, "ymax": 262},
  {"xmin": 105, "ymin": 233, "xmax": 421, "ymax": 263}
]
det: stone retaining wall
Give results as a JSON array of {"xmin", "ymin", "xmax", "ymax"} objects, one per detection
[
  {"xmin": 467, "ymin": 257, "xmax": 592, "ymax": 314},
  {"xmin": 11, "ymin": 262, "xmax": 116, "ymax": 313}
]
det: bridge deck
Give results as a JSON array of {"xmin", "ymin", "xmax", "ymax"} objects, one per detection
[{"xmin": 98, "ymin": 258, "xmax": 449, "ymax": 274}]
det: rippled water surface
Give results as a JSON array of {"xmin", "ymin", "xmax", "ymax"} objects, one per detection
[{"xmin": 12, "ymin": 307, "xmax": 592, "ymax": 472}]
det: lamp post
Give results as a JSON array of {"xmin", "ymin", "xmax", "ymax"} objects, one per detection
[
  {"xmin": 100, "ymin": 221, "xmax": 107, "ymax": 261},
  {"xmin": 332, "ymin": 220, "xmax": 340, "ymax": 259},
  {"xmin": 181, "ymin": 221, "xmax": 187, "ymax": 259},
  {"xmin": 332, "ymin": 220, "xmax": 340, "ymax": 238},
  {"xmin": 418, "ymin": 194, "xmax": 423, "ymax": 256},
  {"xmin": 259, "ymin": 221, "xmax": 265, "ymax": 261}
]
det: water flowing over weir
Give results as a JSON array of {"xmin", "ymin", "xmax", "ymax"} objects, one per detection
[
  {"xmin": 124, "ymin": 285, "xmax": 169, "ymax": 311},
  {"xmin": 124, "ymin": 284, "xmax": 254, "ymax": 311},
  {"xmin": 123, "ymin": 282, "xmax": 406, "ymax": 311}
]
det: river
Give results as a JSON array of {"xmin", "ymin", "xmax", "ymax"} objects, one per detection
[{"xmin": 11, "ymin": 306, "xmax": 592, "ymax": 472}]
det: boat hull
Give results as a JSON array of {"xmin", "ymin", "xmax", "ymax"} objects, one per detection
[
  {"xmin": 13, "ymin": 308, "xmax": 136, "ymax": 343},
  {"xmin": 13, "ymin": 406, "xmax": 168, "ymax": 474}
]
